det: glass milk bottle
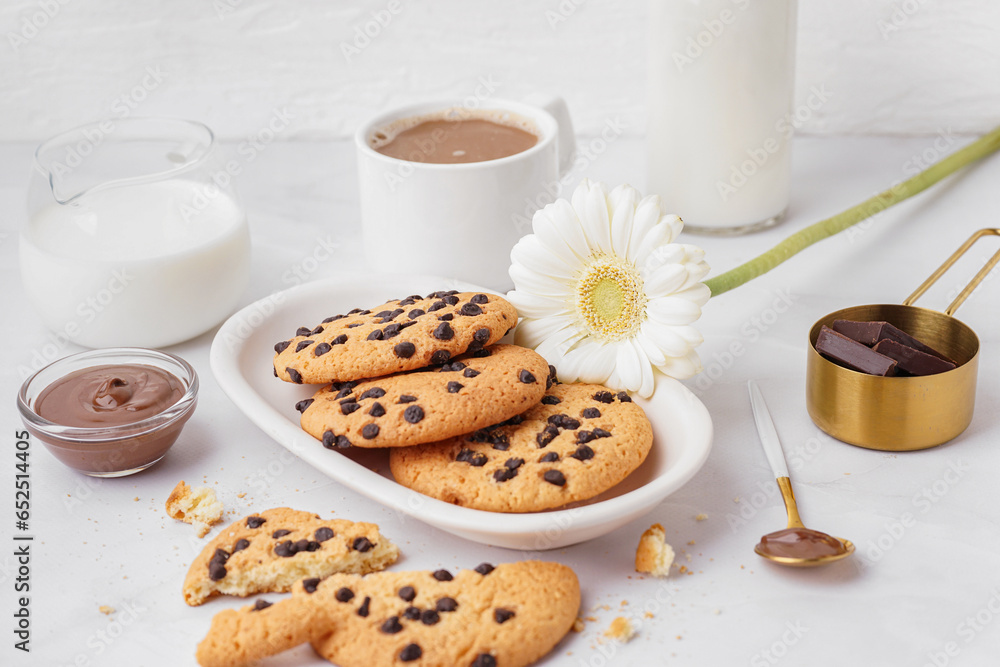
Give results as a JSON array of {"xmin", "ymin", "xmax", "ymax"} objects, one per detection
[{"xmin": 647, "ymin": 0, "xmax": 798, "ymax": 234}]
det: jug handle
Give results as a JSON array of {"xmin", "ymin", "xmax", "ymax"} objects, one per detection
[
  {"xmin": 522, "ymin": 93, "xmax": 576, "ymax": 177},
  {"xmin": 903, "ymin": 228, "xmax": 1000, "ymax": 316}
]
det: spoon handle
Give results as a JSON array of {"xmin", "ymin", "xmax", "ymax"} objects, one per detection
[{"xmin": 747, "ymin": 380, "xmax": 788, "ymax": 478}]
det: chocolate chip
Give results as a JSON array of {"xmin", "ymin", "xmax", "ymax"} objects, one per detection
[
  {"xmin": 295, "ymin": 398, "xmax": 314, "ymax": 413},
  {"xmin": 548, "ymin": 414, "xmax": 581, "ymax": 430},
  {"xmin": 295, "ymin": 340, "xmax": 313, "ymax": 352},
  {"xmin": 398, "ymin": 586, "xmax": 416, "ymax": 602},
  {"xmin": 472, "ymin": 654, "xmax": 497, "ymax": 667},
  {"xmin": 576, "ymin": 430, "xmax": 596, "ymax": 444},
  {"xmin": 421, "ymin": 609, "xmax": 440, "ymax": 625},
  {"xmin": 374, "ymin": 310, "xmax": 392, "ymax": 319},
  {"xmin": 341, "ymin": 401, "xmax": 361, "ymax": 415},
  {"xmin": 286, "ymin": 368, "xmax": 303, "ymax": 384},
  {"xmin": 505, "ymin": 457, "xmax": 524, "ymax": 470},
  {"xmin": 471, "ymin": 294, "xmax": 489, "ymax": 304},
  {"xmin": 404, "ymin": 405, "xmax": 425, "ymax": 423},
  {"xmin": 519, "ymin": 369, "xmax": 536, "ymax": 384},
  {"xmin": 246, "ymin": 516, "xmax": 266, "ymax": 529},
  {"xmin": 469, "ymin": 429, "xmax": 491, "ymax": 443},
  {"xmin": 274, "ymin": 340, "xmax": 290, "ymax": 354},
  {"xmin": 541, "ymin": 395, "xmax": 561, "ymax": 405},
  {"xmin": 594, "ymin": 390, "xmax": 614, "ymax": 403},
  {"xmin": 368, "ymin": 402, "xmax": 385, "ymax": 417},
  {"xmin": 398, "ymin": 395, "xmax": 418, "ymax": 404},
  {"xmin": 436, "ymin": 596, "xmax": 459, "ymax": 612},
  {"xmin": 447, "ymin": 381, "xmax": 463, "ymax": 393},
  {"xmin": 536, "ymin": 424, "xmax": 560, "ymax": 448},
  {"xmin": 490, "ymin": 434, "xmax": 510, "ymax": 451},
  {"xmin": 360, "ymin": 423, "xmax": 378, "ymax": 439},
  {"xmin": 346, "ymin": 322, "xmax": 362, "ymax": 328},
  {"xmin": 472, "ymin": 348, "xmax": 491, "ymax": 358},
  {"xmin": 321, "ymin": 314, "xmax": 344, "ymax": 323},
  {"xmin": 460, "ymin": 302, "xmax": 483, "ymax": 316},
  {"xmin": 579, "ymin": 408, "xmax": 601, "ymax": 420},
  {"xmin": 432, "ymin": 569, "xmax": 453, "ymax": 582},
  {"xmin": 439, "ymin": 295, "xmax": 456, "ymax": 305},
  {"xmin": 571, "ymin": 444, "xmax": 595, "ymax": 461},
  {"xmin": 271, "ymin": 529, "xmax": 291, "ymax": 538},
  {"xmin": 367, "ymin": 329, "xmax": 383, "ymax": 341},
  {"xmin": 430, "ymin": 349, "xmax": 451, "ymax": 365},
  {"xmin": 208, "ymin": 559, "xmax": 227, "ymax": 581},
  {"xmin": 440, "ymin": 361, "xmax": 466, "ymax": 372},
  {"xmin": 382, "ymin": 323, "xmax": 402, "ymax": 338},
  {"xmin": 314, "ymin": 526, "xmax": 334, "ymax": 542},
  {"xmin": 335, "ymin": 587, "xmax": 354, "ymax": 603},
  {"xmin": 232, "ymin": 538, "xmax": 250, "ymax": 552},
  {"xmin": 252, "ymin": 599, "xmax": 272, "ymax": 611},
  {"xmin": 499, "ymin": 414, "xmax": 524, "ymax": 426},
  {"xmin": 493, "ymin": 467, "xmax": 517, "ymax": 482},
  {"xmin": 333, "ymin": 382, "xmax": 357, "ymax": 398},
  {"xmin": 322, "ymin": 430, "xmax": 352, "ymax": 449},
  {"xmin": 474, "ymin": 562, "xmax": 495, "ymax": 575},
  {"xmin": 381, "ymin": 616, "xmax": 403, "ymax": 634},
  {"xmin": 433, "ymin": 322, "xmax": 454, "ymax": 340},
  {"xmin": 274, "ymin": 541, "xmax": 295, "ymax": 557},
  {"xmin": 438, "ymin": 313, "xmax": 454, "ymax": 321},
  {"xmin": 348, "ymin": 308, "xmax": 363, "ymax": 314},
  {"xmin": 400, "ymin": 644, "xmax": 422, "ymax": 662},
  {"xmin": 473, "ymin": 327, "xmax": 491, "ymax": 343},
  {"xmin": 357, "ymin": 596, "xmax": 370, "ymax": 617},
  {"xmin": 458, "ymin": 368, "xmax": 479, "ymax": 380},
  {"xmin": 313, "ymin": 342, "xmax": 332, "ymax": 356},
  {"xmin": 394, "ymin": 341, "xmax": 416, "ymax": 358},
  {"xmin": 539, "ymin": 452, "xmax": 560, "ymax": 463},
  {"xmin": 456, "ymin": 449, "xmax": 487, "ymax": 466},
  {"xmin": 331, "ymin": 334, "xmax": 348, "ymax": 345},
  {"xmin": 494, "ymin": 608, "xmax": 516, "ymax": 624},
  {"xmin": 617, "ymin": 391, "xmax": 632, "ymax": 402},
  {"xmin": 427, "ymin": 301, "xmax": 447, "ymax": 312},
  {"xmin": 408, "ymin": 309, "xmax": 425, "ymax": 319},
  {"xmin": 360, "ymin": 387, "xmax": 386, "ymax": 400},
  {"xmin": 310, "ymin": 325, "xmax": 325, "ymax": 336},
  {"xmin": 403, "ymin": 606, "xmax": 422, "ymax": 620},
  {"xmin": 295, "ymin": 326, "xmax": 312, "ymax": 337},
  {"xmin": 302, "ymin": 577, "xmax": 321, "ymax": 594},
  {"xmin": 383, "ymin": 308, "xmax": 404, "ymax": 322},
  {"xmin": 544, "ymin": 469, "xmax": 567, "ymax": 486},
  {"xmin": 352, "ymin": 537, "xmax": 373, "ymax": 552},
  {"xmin": 593, "ymin": 428, "xmax": 612, "ymax": 438}
]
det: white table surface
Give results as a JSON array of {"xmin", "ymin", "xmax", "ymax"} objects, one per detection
[{"xmin": 2, "ymin": 135, "xmax": 1000, "ymax": 667}]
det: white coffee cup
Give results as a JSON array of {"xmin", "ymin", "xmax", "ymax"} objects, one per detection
[{"xmin": 355, "ymin": 95, "xmax": 575, "ymax": 289}]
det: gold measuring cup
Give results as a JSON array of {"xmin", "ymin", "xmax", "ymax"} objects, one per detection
[{"xmin": 807, "ymin": 228, "xmax": 1000, "ymax": 451}]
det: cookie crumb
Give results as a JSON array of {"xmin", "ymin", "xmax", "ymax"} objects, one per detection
[
  {"xmin": 695, "ymin": 513, "xmax": 708, "ymax": 521},
  {"xmin": 133, "ymin": 497, "xmax": 139, "ymax": 502},
  {"xmin": 165, "ymin": 481, "xmax": 224, "ymax": 538},
  {"xmin": 644, "ymin": 611, "xmax": 654, "ymax": 619},
  {"xmin": 236, "ymin": 492, "xmax": 246, "ymax": 499},
  {"xmin": 98, "ymin": 605, "xmax": 114, "ymax": 615},
  {"xmin": 572, "ymin": 617, "xmax": 585, "ymax": 632},
  {"xmin": 604, "ymin": 617, "xmax": 636, "ymax": 642},
  {"xmin": 635, "ymin": 523, "xmax": 675, "ymax": 577}
]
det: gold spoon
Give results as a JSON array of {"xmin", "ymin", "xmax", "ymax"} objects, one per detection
[{"xmin": 747, "ymin": 381, "xmax": 854, "ymax": 567}]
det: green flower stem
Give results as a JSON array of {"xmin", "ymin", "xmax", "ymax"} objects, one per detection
[{"xmin": 705, "ymin": 125, "xmax": 1000, "ymax": 297}]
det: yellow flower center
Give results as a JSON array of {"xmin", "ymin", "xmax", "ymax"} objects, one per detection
[{"xmin": 575, "ymin": 254, "xmax": 646, "ymax": 341}]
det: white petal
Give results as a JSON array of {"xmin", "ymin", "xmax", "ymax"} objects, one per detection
[
  {"xmin": 672, "ymin": 325, "xmax": 704, "ymax": 347},
  {"xmin": 655, "ymin": 350, "xmax": 702, "ymax": 379},
  {"xmin": 643, "ymin": 263, "xmax": 688, "ymax": 298},
  {"xmin": 638, "ymin": 320, "xmax": 690, "ymax": 357},
  {"xmin": 514, "ymin": 314, "xmax": 576, "ymax": 349},
  {"xmin": 674, "ymin": 283, "xmax": 711, "ymax": 307},
  {"xmin": 506, "ymin": 290, "xmax": 571, "ymax": 319},
  {"xmin": 510, "ymin": 234, "xmax": 575, "ymax": 280},
  {"xmin": 629, "ymin": 338, "xmax": 656, "ymax": 398},
  {"xmin": 635, "ymin": 329, "xmax": 669, "ymax": 366},
  {"xmin": 626, "ymin": 195, "xmax": 664, "ymax": 262},
  {"xmin": 535, "ymin": 325, "xmax": 588, "ymax": 363},
  {"xmin": 607, "ymin": 184, "xmax": 639, "ymax": 257},
  {"xmin": 572, "ymin": 179, "xmax": 612, "ymax": 255},
  {"xmin": 632, "ymin": 219, "xmax": 675, "ymax": 268},
  {"xmin": 647, "ymin": 295, "xmax": 703, "ymax": 326},
  {"xmin": 663, "ymin": 213, "xmax": 684, "ymax": 241},
  {"xmin": 509, "ymin": 261, "xmax": 574, "ymax": 298},
  {"xmin": 558, "ymin": 338, "xmax": 616, "ymax": 384}
]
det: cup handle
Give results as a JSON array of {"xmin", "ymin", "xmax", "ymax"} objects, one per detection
[{"xmin": 522, "ymin": 93, "xmax": 576, "ymax": 177}]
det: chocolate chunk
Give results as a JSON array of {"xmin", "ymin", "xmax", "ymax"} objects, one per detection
[
  {"xmin": 272, "ymin": 529, "xmax": 291, "ymax": 538},
  {"xmin": 518, "ymin": 369, "xmax": 537, "ymax": 384},
  {"xmin": 368, "ymin": 402, "xmax": 386, "ymax": 417},
  {"xmin": 592, "ymin": 428, "xmax": 612, "ymax": 438},
  {"xmin": 541, "ymin": 395, "xmax": 561, "ymax": 405},
  {"xmin": 432, "ymin": 569, "xmax": 453, "ymax": 581},
  {"xmin": 246, "ymin": 516, "xmax": 266, "ymax": 529},
  {"xmin": 362, "ymin": 424, "xmax": 379, "ymax": 439},
  {"xmin": 593, "ymin": 391, "xmax": 614, "ymax": 403},
  {"xmin": 381, "ymin": 616, "xmax": 403, "ymax": 634},
  {"xmin": 357, "ymin": 596, "xmax": 371, "ymax": 617},
  {"xmin": 433, "ymin": 322, "xmax": 455, "ymax": 340},
  {"xmin": 544, "ymin": 469, "xmax": 567, "ymax": 486},
  {"xmin": 295, "ymin": 340, "xmax": 313, "ymax": 352},
  {"xmin": 367, "ymin": 329, "xmax": 383, "ymax": 341},
  {"xmin": 438, "ymin": 313, "xmax": 454, "ymax": 321},
  {"xmin": 576, "ymin": 430, "xmax": 596, "ymax": 444},
  {"xmin": 331, "ymin": 334, "xmax": 348, "ymax": 345},
  {"xmin": 493, "ymin": 467, "xmax": 518, "ymax": 482},
  {"xmin": 232, "ymin": 538, "xmax": 250, "ymax": 552},
  {"xmin": 403, "ymin": 606, "xmax": 422, "ymax": 620},
  {"xmin": 582, "ymin": 407, "xmax": 600, "ymax": 418},
  {"xmin": 295, "ymin": 326, "xmax": 312, "ymax": 337},
  {"xmin": 430, "ymin": 349, "xmax": 451, "ymax": 365},
  {"xmin": 436, "ymin": 596, "xmax": 459, "ymax": 612},
  {"xmin": 421, "ymin": 609, "xmax": 440, "ymax": 625},
  {"xmin": 252, "ymin": 599, "xmax": 272, "ymax": 611},
  {"xmin": 335, "ymin": 587, "xmax": 355, "ymax": 603},
  {"xmin": 340, "ymin": 401, "xmax": 361, "ymax": 415},
  {"xmin": 321, "ymin": 314, "xmax": 344, "ymax": 323},
  {"xmin": 427, "ymin": 300, "xmax": 447, "ymax": 312},
  {"xmin": 274, "ymin": 541, "xmax": 295, "ymax": 557},
  {"xmin": 539, "ymin": 451, "xmax": 560, "ymax": 463},
  {"xmin": 447, "ymin": 381, "xmax": 463, "ymax": 393},
  {"xmin": 302, "ymin": 577, "xmax": 321, "ymax": 594},
  {"xmin": 352, "ymin": 537, "xmax": 373, "ymax": 552},
  {"xmin": 536, "ymin": 424, "xmax": 560, "ymax": 448},
  {"xmin": 463, "ymin": 368, "xmax": 481, "ymax": 378},
  {"xmin": 833, "ymin": 319, "xmax": 954, "ymax": 363},
  {"xmin": 295, "ymin": 398, "xmax": 314, "ymax": 413},
  {"xmin": 873, "ymin": 339, "xmax": 957, "ymax": 376},
  {"xmin": 404, "ymin": 405, "xmax": 425, "ymax": 423},
  {"xmin": 398, "ymin": 394, "xmax": 418, "ymax": 404},
  {"xmin": 274, "ymin": 340, "xmax": 290, "ymax": 354},
  {"xmin": 616, "ymin": 391, "xmax": 632, "ymax": 402},
  {"xmin": 314, "ymin": 526, "xmax": 334, "ymax": 542},
  {"xmin": 474, "ymin": 562, "xmax": 495, "ymax": 575},
  {"xmin": 408, "ymin": 309, "xmax": 425, "ymax": 319},
  {"xmin": 494, "ymin": 608, "xmax": 516, "ymax": 624},
  {"xmin": 398, "ymin": 586, "xmax": 416, "ymax": 602},
  {"xmin": 394, "ymin": 341, "xmax": 416, "ymax": 358},
  {"xmin": 310, "ymin": 325, "xmax": 325, "ymax": 336},
  {"xmin": 571, "ymin": 444, "xmax": 595, "ymax": 461},
  {"xmin": 286, "ymin": 368, "xmax": 303, "ymax": 384},
  {"xmin": 400, "ymin": 644, "xmax": 422, "ymax": 662},
  {"xmin": 816, "ymin": 326, "xmax": 897, "ymax": 376},
  {"xmin": 471, "ymin": 294, "xmax": 489, "ymax": 304},
  {"xmin": 505, "ymin": 457, "xmax": 525, "ymax": 470},
  {"xmin": 472, "ymin": 654, "xmax": 497, "ymax": 667}
]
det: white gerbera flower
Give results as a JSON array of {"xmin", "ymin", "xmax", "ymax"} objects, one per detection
[{"xmin": 507, "ymin": 179, "xmax": 710, "ymax": 399}]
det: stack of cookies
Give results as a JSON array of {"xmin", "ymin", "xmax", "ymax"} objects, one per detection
[{"xmin": 273, "ymin": 290, "xmax": 654, "ymax": 513}]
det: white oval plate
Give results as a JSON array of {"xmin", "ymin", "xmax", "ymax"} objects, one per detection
[{"xmin": 210, "ymin": 275, "xmax": 713, "ymax": 550}]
